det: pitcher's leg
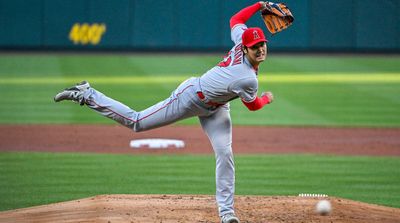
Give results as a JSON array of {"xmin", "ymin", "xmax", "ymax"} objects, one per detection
[
  {"xmin": 55, "ymin": 80, "xmax": 200, "ymax": 132},
  {"xmin": 199, "ymin": 105, "xmax": 235, "ymax": 217},
  {"xmin": 84, "ymin": 88, "xmax": 139, "ymax": 129},
  {"xmin": 54, "ymin": 81, "xmax": 139, "ymax": 129},
  {"xmin": 84, "ymin": 81, "xmax": 198, "ymax": 132}
]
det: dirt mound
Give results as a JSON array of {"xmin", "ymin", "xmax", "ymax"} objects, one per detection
[{"xmin": 0, "ymin": 195, "xmax": 399, "ymax": 223}]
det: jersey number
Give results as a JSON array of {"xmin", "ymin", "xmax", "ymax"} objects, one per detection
[
  {"xmin": 217, "ymin": 44, "xmax": 243, "ymax": 68},
  {"xmin": 217, "ymin": 52, "xmax": 232, "ymax": 67}
]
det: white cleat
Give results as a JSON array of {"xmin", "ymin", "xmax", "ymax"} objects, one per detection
[
  {"xmin": 54, "ymin": 81, "xmax": 90, "ymax": 105},
  {"xmin": 221, "ymin": 213, "xmax": 240, "ymax": 223}
]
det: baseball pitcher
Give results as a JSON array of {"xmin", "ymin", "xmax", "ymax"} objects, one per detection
[{"xmin": 55, "ymin": 2, "xmax": 293, "ymax": 222}]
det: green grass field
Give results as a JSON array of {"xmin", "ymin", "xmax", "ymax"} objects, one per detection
[
  {"xmin": 0, "ymin": 54, "xmax": 399, "ymax": 126},
  {"xmin": 0, "ymin": 54, "xmax": 399, "ymax": 212},
  {"xmin": 1, "ymin": 152, "xmax": 399, "ymax": 211}
]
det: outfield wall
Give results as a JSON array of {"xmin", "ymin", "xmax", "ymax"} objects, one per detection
[{"xmin": 0, "ymin": 0, "xmax": 399, "ymax": 52}]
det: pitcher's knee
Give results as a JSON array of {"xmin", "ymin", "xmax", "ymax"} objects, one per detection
[{"xmin": 214, "ymin": 147, "xmax": 233, "ymax": 158}]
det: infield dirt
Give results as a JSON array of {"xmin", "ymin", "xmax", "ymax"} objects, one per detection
[
  {"xmin": 1, "ymin": 125, "xmax": 400, "ymax": 156},
  {"xmin": 1, "ymin": 125, "xmax": 400, "ymax": 222}
]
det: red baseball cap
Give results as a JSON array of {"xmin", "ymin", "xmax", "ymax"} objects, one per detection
[{"xmin": 242, "ymin": 27, "xmax": 268, "ymax": 47}]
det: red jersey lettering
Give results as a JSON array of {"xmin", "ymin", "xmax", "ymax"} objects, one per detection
[
  {"xmin": 232, "ymin": 44, "xmax": 243, "ymax": 65},
  {"xmin": 217, "ymin": 44, "xmax": 243, "ymax": 67},
  {"xmin": 217, "ymin": 52, "xmax": 232, "ymax": 67}
]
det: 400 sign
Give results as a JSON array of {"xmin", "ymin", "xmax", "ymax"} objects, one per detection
[{"xmin": 69, "ymin": 23, "xmax": 106, "ymax": 45}]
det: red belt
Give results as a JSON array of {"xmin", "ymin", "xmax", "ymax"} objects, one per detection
[{"xmin": 196, "ymin": 92, "xmax": 224, "ymax": 107}]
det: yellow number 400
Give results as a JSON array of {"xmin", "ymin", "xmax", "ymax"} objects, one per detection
[{"xmin": 69, "ymin": 23, "xmax": 106, "ymax": 45}]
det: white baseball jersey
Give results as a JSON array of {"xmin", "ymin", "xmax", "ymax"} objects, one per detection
[
  {"xmin": 199, "ymin": 24, "xmax": 258, "ymax": 104},
  {"xmin": 56, "ymin": 1, "xmax": 270, "ymax": 220},
  {"xmin": 79, "ymin": 23, "xmax": 259, "ymax": 219}
]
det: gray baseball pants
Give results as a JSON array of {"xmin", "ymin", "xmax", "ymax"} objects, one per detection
[{"xmin": 82, "ymin": 77, "xmax": 235, "ymax": 216}]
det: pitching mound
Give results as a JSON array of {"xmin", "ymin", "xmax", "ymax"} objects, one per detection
[{"xmin": 1, "ymin": 195, "xmax": 399, "ymax": 223}]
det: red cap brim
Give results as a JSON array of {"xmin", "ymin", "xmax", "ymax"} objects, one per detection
[{"xmin": 244, "ymin": 38, "xmax": 268, "ymax": 47}]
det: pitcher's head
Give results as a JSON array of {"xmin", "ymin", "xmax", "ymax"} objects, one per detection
[{"xmin": 242, "ymin": 27, "xmax": 268, "ymax": 66}]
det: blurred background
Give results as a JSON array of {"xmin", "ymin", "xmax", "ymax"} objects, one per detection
[
  {"xmin": 0, "ymin": 0, "xmax": 399, "ymax": 126},
  {"xmin": 0, "ymin": 0, "xmax": 399, "ymax": 53},
  {"xmin": 0, "ymin": 0, "xmax": 399, "ymax": 215}
]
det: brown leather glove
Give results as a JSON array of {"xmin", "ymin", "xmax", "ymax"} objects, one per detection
[{"xmin": 261, "ymin": 2, "xmax": 294, "ymax": 34}]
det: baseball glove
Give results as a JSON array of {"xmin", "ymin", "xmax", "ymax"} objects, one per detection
[{"xmin": 261, "ymin": 2, "xmax": 294, "ymax": 34}]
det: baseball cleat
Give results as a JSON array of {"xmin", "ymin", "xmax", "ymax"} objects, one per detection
[
  {"xmin": 221, "ymin": 213, "xmax": 240, "ymax": 223},
  {"xmin": 54, "ymin": 81, "xmax": 90, "ymax": 105}
]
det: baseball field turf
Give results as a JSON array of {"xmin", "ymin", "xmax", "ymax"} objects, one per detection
[
  {"xmin": 0, "ymin": 54, "xmax": 399, "ymax": 126},
  {"xmin": 0, "ymin": 54, "xmax": 399, "ymax": 212}
]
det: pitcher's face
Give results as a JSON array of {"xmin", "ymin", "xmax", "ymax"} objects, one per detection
[{"xmin": 245, "ymin": 41, "xmax": 267, "ymax": 67}]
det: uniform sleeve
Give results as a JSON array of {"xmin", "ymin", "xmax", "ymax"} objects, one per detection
[
  {"xmin": 229, "ymin": 77, "xmax": 258, "ymax": 103},
  {"xmin": 229, "ymin": 2, "xmax": 263, "ymax": 45},
  {"xmin": 242, "ymin": 94, "xmax": 271, "ymax": 111},
  {"xmin": 230, "ymin": 2, "xmax": 263, "ymax": 28},
  {"xmin": 231, "ymin": 24, "xmax": 247, "ymax": 45}
]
